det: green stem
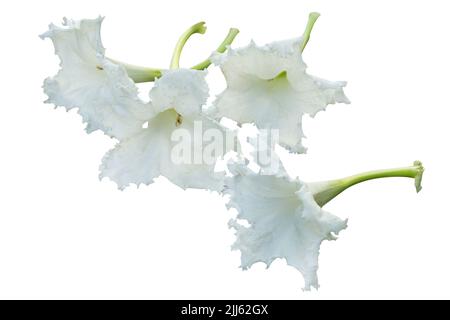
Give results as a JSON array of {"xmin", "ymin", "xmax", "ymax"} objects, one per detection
[
  {"xmin": 309, "ymin": 161, "xmax": 424, "ymax": 207},
  {"xmin": 170, "ymin": 21, "xmax": 207, "ymax": 69},
  {"xmin": 108, "ymin": 59, "xmax": 162, "ymax": 83},
  {"xmin": 108, "ymin": 24, "xmax": 239, "ymax": 82},
  {"xmin": 191, "ymin": 28, "xmax": 240, "ymax": 70},
  {"xmin": 300, "ymin": 12, "xmax": 320, "ymax": 52}
]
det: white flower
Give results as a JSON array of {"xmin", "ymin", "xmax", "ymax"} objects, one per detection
[
  {"xmin": 212, "ymin": 38, "xmax": 350, "ymax": 153},
  {"xmin": 226, "ymin": 162, "xmax": 347, "ymax": 290},
  {"xmin": 100, "ymin": 69, "xmax": 233, "ymax": 191},
  {"xmin": 41, "ymin": 17, "xmax": 152, "ymax": 140},
  {"xmin": 42, "ymin": 18, "xmax": 230, "ymax": 191}
]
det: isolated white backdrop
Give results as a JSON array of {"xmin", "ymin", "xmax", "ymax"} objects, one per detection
[{"xmin": 0, "ymin": 0, "xmax": 449, "ymax": 299}]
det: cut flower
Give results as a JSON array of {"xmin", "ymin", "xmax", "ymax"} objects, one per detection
[
  {"xmin": 100, "ymin": 69, "xmax": 233, "ymax": 191},
  {"xmin": 41, "ymin": 17, "xmax": 153, "ymax": 140},
  {"xmin": 212, "ymin": 36, "xmax": 349, "ymax": 153},
  {"xmin": 226, "ymin": 160, "xmax": 424, "ymax": 290},
  {"xmin": 226, "ymin": 162, "xmax": 347, "ymax": 290}
]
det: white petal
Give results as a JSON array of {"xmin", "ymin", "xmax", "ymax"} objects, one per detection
[
  {"xmin": 41, "ymin": 17, "xmax": 105, "ymax": 66},
  {"xmin": 311, "ymin": 76, "xmax": 350, "ymax": 107},
  {"xmin": 248, "ymin": 131, "xmax": 287, "ymax": 176},
  {"xmin": 100, "ymin": 109, "xmax": 229, "ymax": 191},
  {"xmin": 213, "ymin": 38, "xmax": 349, "ymax": 153},
  {"xmin": 41, "ymin": 17, "xmax": 151, "ymax": 139},
  {"xmin": 149, "ymin": 69, "xmax": 209, "ymax": 117},
  {"xmin": 226, "ymin": 163, "xmax": 347, "ymax": 290}
]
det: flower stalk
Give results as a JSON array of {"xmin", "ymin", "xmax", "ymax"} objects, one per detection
[
  {"xmin": 111, "ymin": 24, "xmax": 239, "ymax": 82},
  {"xmin": 170, "ymin": 21, "xmax": 207, "ymax": 69},
  {"xmin": 107, "ymin": 59, "xmax": 162, "ymax": 83},
  {"xmin": 309, "ymin": 161, "xmax": 424, "ymax": 207},
  {"xmin": 300, "ymin": 12, "xmax": 320, "ymax": 52},
  {"xmin": 191, "ymin": 27, "xmax": 240, "ymax": 70}
]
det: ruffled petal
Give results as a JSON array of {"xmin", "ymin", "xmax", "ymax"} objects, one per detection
[
  {"xmin": 100, "ymin": 109, "xmax": 230, "ymax": 191},
  {"xmin": 212, "ymin": 38, "xmax": 349, "ymax": 153},
  {"xmin": 248, "ymin": 130, "xmax": 287, "ymax": 175},
  {"xmin": 226, "ymin": 163, "xmax": 347, "ymax": 290},
  {"xmin": 40, "ymin": 17, "xmax": 105, "ymax": 66},
  {"xmin": 41, "ymin": 17, "xmax": 152, "ymax": 139},
  {"xmin": 149, "ymin": 69, "xmax": 209, "ymax": 116}
]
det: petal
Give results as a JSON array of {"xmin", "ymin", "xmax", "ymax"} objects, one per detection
[
  {"xmin": 41, "ymin": 17, "xmax": 152, "ymax": 139},
  {"xmin": 311, "ymin": 76, "xmax": 350, "ymax": 107},
  {"xmin": 100, "ymin": 109, "xmax": 231, "ymax": 191},
  {"xmin": 149, "ymin": 69, "xmax": 209, "ymax": 117},
  {"xmin": 40, "ymin": 17, "xmax": 105, "ymax": 67},
  {"xmin": 211, "ymin": 39, "xmax": 304, "ymax": 86},
  {"xmin": 213, "ymin": 75, "xmax": 308, "ymax": 153},
  {"xmin": 226, "ymin": 163, "xmax": 347, "ymax": 290},
  {"xmin": 213, "ymin": 38, "xmax": 349, "ymax": 153},
  {"xmin": 248, "ymin": 130, "xmax": 287, "ymax": 175}
]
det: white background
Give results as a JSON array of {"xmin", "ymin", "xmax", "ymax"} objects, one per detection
[{"xmin": 0, "ymin": 0, "xmax": 449, "ymax": 299}]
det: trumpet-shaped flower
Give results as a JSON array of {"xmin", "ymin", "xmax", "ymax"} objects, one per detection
[
  {"xmin": 212, "ymin": 37, "xmax": 349, "ymax": 153},
  {"xmin": 41, "ymin": 17, "xmax": 152, "ymax": 140},
  {"xmin": 100, "ymin": 69, "xmax": 233, "ymax": 191},
  {"xmin": 226, "ymin": 160, "xmax": 424, "ymax": 290},
  {"xmin": 226, "ymin": 162, "xmax": 347, "ymax": 290}
]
